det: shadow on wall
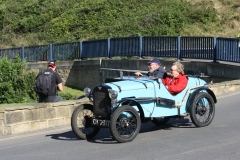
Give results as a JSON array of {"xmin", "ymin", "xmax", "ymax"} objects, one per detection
[{"xmin": 63, "ymin": 60, "xmax": 102, "ymax": 90}]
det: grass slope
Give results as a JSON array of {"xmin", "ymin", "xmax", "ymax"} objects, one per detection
[{"xmin": 0, "ymin": 0, "xmax": 239, "ymax": 48}]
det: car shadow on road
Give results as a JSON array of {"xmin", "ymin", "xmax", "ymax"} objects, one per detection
[
  {"xmin": 140, "ymin": 118, "xmax": 193, "ymax": 133},
  {"xmin": 45, "ymin": 130, "xmax": 82, "ymax": 141},
  {"xmin": 45, "ymin": 118, "xmax": 194, "ymax": 143}
]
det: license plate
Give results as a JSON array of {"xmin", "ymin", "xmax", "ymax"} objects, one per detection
[{"xmin": 91, "ymin": 118, "xmax": 110, "ymax": 127}]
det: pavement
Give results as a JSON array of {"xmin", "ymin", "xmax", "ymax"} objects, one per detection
[{"xmin": 216, "ymin": 88, "xmax": 240, "ymax": 100}]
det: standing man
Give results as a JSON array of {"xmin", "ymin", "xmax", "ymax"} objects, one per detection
[
  {"xmin": 34, "ymin": 61, "xmax": 63, "ymax": 103},
  {"xmin": 135, "ymin": 58, "xmax": 167, "ymax": 78}
]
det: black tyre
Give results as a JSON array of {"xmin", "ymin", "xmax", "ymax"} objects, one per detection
[
  {"xmin": 71, "ymin": 104, "xmax": 100, "ymax": 140},
  {"xmin": 190, "ymin": 92, "xmax": 215, "ymax": 127},
  {"xmin": 152, "ymin": 117, "xmax": 170, "ymax": 125},
  {"xmin": 110, "ymin": 105, "xmax": 141, "ymax": 143}
]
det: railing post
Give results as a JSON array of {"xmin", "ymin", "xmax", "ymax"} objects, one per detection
[
  {"xmin": 177, "ymin": 36, "xmax": 181, "ymax": 61},
  {"xmin": 49, "ymin": 44, "xmax": 52, "ymax": 61},
  {"xmin": 107, "ymin": 38, "xmax": 110, "ymax": 59},
  {"xmin": 21, "ymin": 46, "xmax": 24, "ymax": 61},
  {"xmin": 79, "ymin": 41, "xmax": 82, "ymax": 60},
  {"xmin": 213, "ymin": 37, "xmax": 217, "ymax": 63},
  {"xmin": 139, "ymin": 36, "xmax": 142, "ymax": 59}
]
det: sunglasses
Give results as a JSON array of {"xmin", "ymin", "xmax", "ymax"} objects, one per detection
[
  {"xmin": 49, "ymin": 61, "xmax": 57, "ymax": 66},
  {"xmin": 170, "ymin": 69, "xmax": 176, "ymax": 71}
]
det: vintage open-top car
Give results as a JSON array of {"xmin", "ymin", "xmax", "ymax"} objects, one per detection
[{"xmin": 71, "ymin": 72, "xmax": 216, "ymax": 143}]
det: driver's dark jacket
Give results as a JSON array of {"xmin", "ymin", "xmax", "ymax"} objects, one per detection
[{"xmin": 147, "ymin": 67, "xmax": 167, "ymax": 79}]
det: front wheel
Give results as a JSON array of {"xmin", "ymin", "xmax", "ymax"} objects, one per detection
[
  {"xmin": 110, "ymin": 105, "xmax": 141, "ymax": 143},
  {"xmin": 189, "ymin": 92, "xmax": 215, "ymax": 127},
  {"xmin": 71, "ymin": 104, "xmax": 100, "ymax": 140}
]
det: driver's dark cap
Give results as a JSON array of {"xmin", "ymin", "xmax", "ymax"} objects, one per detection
[
  {"xmin": 48, "ymin": 61, "xmax": 56, "ymax": 68},
  {"xmin": 147, "ymin": 58, "xmax": 160, "ymax": 65}
]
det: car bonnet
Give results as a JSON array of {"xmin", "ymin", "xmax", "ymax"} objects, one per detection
[{"xmin": 104, "ymin": 79, "xmax": 156, "ymax": 92}]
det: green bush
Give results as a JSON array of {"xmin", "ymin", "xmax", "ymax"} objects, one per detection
[
  {"xmin": 0, "ymin": 55, "xmax": 37, "ymax": 104},
  {"xmin": 0, "ymin": 55, "xmax": 82, "ymax": 104}
]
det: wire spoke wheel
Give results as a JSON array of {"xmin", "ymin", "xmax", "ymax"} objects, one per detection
[
  {"xmin": 190, "ymin": 92, "xmax": 215, "ymax": 127},
  {"xmin": 71, "ymin": 104, "xmax": 100, "ymax": 139},
  {"xmin": 110, "ymin": 105, "xmax": 141, "ymax": 143}
]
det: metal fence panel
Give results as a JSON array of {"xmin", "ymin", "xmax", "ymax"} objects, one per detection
[
  {"xmin": 0, "ymin": 47, "xmax": 22, "ymax": 59},
  {"xmin": 180, "ymin": 37, "xmax": 214, "ymax": 59},
  {"xmin": 1, "ymin": 36, "xmax": 240, "ymax": 64},
  {"xmin": 24, "ymin": 45, "xmax": 49, "ymax": 62},
  {"xmin": 81, "ymin": 39, "xmax": 108, "ymax": 58},
  {"xmin": 109, "ymin": 37, "xmax": 140, "ymax": 57},
  {"xmin": 142, "ymin": 36, "xmax": 178, "ymax": 58},
  {"xmin": 216, "ymin": 37, "xmax": 240, "ymax": 63},
  {"xmin": 52, "ymin": 42, "xmax": 80, "ymax": 60}
]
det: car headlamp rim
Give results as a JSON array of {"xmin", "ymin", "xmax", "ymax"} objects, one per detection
[
  {"xmin": 83, "ymin": 87, "xmax": 91, "ymax": 97},
  {"xmin": 108, "ymin": 89, "xmax": 118, "ymax": 99}
]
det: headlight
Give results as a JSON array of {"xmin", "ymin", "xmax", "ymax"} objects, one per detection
[
  {"xmin": 83, "ymin": 87, "xmax": 91, "ymax": 97},
  {"xmin": 108, "ymin": 89, "xmax": 118, "ymax": 99},
  {"xmin": 108, "ymin": 89, "xmax": 118, "ymax": 107}
]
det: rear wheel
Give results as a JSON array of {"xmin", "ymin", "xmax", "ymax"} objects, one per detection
[
  {"xmin": 71, "ymin": 104, "xmax": 100, "ymax": 139},
  {"xmin": 110, "ymin": 105, "xmax": 141, "ymax": 143},
  {"xmin": 190, "ymin": 92, "xmax": 215, "ymax": 127},
  {"xmin": 152, "ymin": 117, "xmax": 170, "ymax": 125}
]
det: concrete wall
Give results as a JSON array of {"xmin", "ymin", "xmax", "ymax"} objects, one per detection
[
  {"xmin": 100, "ymin": 59, "xmax": 239, "ymax": 84},
  {"xmin": 27, "ymin": 60, "xmax": 102, "ymax": 89},
  {"xmin": 27, "ymin": 59, "xmax": 240, "ymax": 90}
]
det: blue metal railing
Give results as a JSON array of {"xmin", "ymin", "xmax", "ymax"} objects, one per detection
[
  {"xmin": 109, "ymin": 37, "xmax": 140, "ymax": 58},
  {"xmin": 142, "ymin": 36, "xmax": 178, "ymax": 58},
  {"xmin": 0, "ymin": 47, "xmax": 22, "ymax": 60},
  {"xmin": 82, "ymin": 39, "xmax": 108, "ymax": 59},
  {"xmin": 0, "ymin": 36, "xmax": 239, "ymax": 63},
  {"xmin": 52, "ymin": 42, "xmax": 79, "ymax": 61},
  {"xmin": 180, "ymin": 37, "xmax": 214, "ymax": 60},
  {"xmin": 24, "ymin": 45, "xmax": 49, "ymax": 62},
  {"xmin": 216, "ymin": 37, "xmax": 240, "ymax": 63}
]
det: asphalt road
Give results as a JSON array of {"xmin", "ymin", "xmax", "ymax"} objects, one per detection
[{"xmin": 1, "ymin": 90, "xmax": 240, "ymax": 160}]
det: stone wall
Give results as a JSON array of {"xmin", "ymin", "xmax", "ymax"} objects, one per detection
[{"xmin": 0, "ymin": 98, "xmax": 90, "ymax": 135}]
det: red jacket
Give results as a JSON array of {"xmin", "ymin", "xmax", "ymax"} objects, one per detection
[{"xmin": 162, "ymin": 74, "xmax": 188, "ymax": 95}]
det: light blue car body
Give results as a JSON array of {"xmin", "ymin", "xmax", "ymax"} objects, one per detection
[{"xmin": 105, "ymin": 76, "xmax": 211, "ymax": 118}]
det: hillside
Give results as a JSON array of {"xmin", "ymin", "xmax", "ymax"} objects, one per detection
[{"xmin": 0, "ymin": 0, "xmax": 239, "ymax": 48}]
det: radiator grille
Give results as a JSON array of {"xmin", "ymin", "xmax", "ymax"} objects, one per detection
[{"xmin": 93, "ymin": 88, "xmax": 111, "ymax": 118}]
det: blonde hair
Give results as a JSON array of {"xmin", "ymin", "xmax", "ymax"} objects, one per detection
[{"xmin": 173, "ymin": 61, "xmax": 184, "ymax": 74}]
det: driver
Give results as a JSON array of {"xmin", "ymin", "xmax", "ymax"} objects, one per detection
[{"xmin": 134, "ymin": 58, "xmax": 167, "ymax": 78}]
